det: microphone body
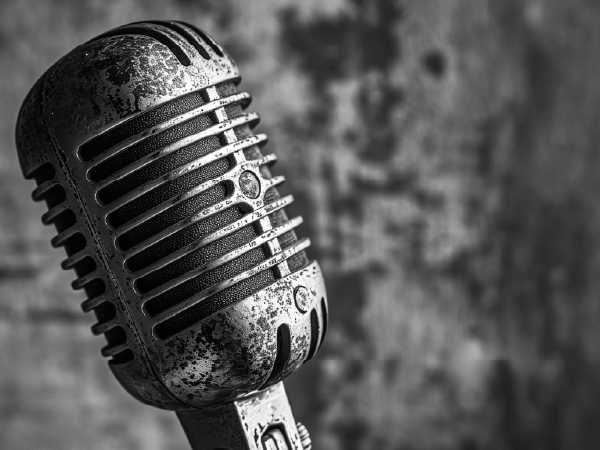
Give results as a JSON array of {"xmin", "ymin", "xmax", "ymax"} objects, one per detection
[{"xmin": 16, "ymin": 21, "xmax": 327, "ymax": 449}]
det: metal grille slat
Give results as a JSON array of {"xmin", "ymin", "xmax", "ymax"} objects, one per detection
[
  {"xmin": 126, "ymin": 194, "xmax": 294, "ymax": 264},
  {"xmin": 86, "ymin": 92, "xmax": 251, "ymax": 167},
  {"xmin": 148, "ymin": 238, "xmax": 310, "ymax": 327},
  {"xmin": 138, "ymin": 216, "xmax": 303, "ymax": 294}
]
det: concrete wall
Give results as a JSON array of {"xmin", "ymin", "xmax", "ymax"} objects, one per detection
[{"xmin": 2, "ymin": 1, "xmax": 600, "ymax": 449}]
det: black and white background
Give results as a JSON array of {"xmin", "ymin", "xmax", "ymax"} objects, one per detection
[{"xmin": 1, "ymin": 1, "xmax": 599, "ymax": 449}]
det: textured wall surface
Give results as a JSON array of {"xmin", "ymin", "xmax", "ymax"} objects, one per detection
[{"xmin": 2, "ymin": 1, "xmax": 600, "ymax": 449}]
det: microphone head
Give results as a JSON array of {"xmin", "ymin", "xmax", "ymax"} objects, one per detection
[{"xmin": 15, "ymin": 21, "xmax": 327, "ymax": 410}]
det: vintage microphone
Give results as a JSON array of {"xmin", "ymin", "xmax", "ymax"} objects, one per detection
[{"xmin": 15, "ymin": 21, "xmax": 327, "ymax": 450}]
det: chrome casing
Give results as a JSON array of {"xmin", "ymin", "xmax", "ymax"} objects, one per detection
[{"xmin": 16, "ymin": 21, "xmax": 327, "ymax": 410}]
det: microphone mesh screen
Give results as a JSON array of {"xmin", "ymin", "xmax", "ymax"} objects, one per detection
[
  {"xmin": 126, "ymin": 206, "xmax": 245, "ymax": 272},
  {"xmin": 83, "ymin": 79, "xmax": 308, "ymax": 339},
  {"xmin": 79, "ymin": 90, "xmax": 206, "ymax": 162},
  {"xmin": 136, "ymin": 223, "xmax": 258, "ymax": 293},
  {"xmin": 98, "ymin": 135, "xmax": 222, "ymax": 205},
  {"xmin": 89, "ymin": 113, "xmax": 214, "ymax": 182},
  {"xmin": 145, "ymin": 246, "xmax": 269, "ymax": 316},
  {"xmin": 153, "ymin": 270, "xmax": 276, "ymax": 339},
  {"xmin": 107, "ymin": 158, "xmax": 230, "ymax": 228},
  {"xmin": 116, "ymin": 183, "xmax": 228, "ymax": 250}
]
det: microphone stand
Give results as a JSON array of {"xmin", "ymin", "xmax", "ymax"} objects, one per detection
[{"xmin": 176, "ymin": 382, "xmax": 310, "ymax": 450}]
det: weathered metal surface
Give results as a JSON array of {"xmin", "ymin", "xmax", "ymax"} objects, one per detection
[
  {"xmin": 14, "ymin": 19, "xmax": 328, "ymax": 415},
  {"xmin": 161, "ymin": 262, "xmax": 326, "ymax": 406}
]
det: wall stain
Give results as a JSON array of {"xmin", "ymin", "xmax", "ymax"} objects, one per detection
[{"xmin": 279, "ymin": 0, "xmax": 404, "ymax": 161}]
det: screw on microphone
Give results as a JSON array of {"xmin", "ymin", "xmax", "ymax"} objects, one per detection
[{"xmin": 16, "ymin": 20, "xmax": 327, "ymax": 449}]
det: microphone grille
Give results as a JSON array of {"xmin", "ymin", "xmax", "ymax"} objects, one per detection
[
  {"xmin": 79, "ymin": 79, "xmax": 307, "ymax": 341},
  {"xmin": 28, "ymin": 159, "xmax": 131, "ymax": 361},
  {"xmin": 18, "ymin": 22, "xmax": 328, "ymax": 407}
]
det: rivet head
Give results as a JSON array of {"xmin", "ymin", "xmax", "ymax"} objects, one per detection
[
  {"xmin": 239, "ymin": 171, "xmax": 260, "ymax": 199},
  {"xmin": 294, "ymin": 286, "xmax": 310, "ymax": 313}
]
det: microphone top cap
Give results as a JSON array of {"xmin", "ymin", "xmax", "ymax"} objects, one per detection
[{"xmin": 19, "ymin": 21, "xmax": 240, "ymax": 175}]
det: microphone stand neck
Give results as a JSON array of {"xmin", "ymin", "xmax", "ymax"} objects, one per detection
[{"xmin": 176, "ymin": 382, "xmax": 310, "ymax": 450}]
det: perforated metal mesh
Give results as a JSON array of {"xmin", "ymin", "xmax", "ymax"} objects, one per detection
[
  {"xmin": 80, "ymin": 90, "xmax": 206, "ymax": 162},
  {"xmin": 90, "ymin": 113, "xmax": 214, "ymax": 182},
  {"xmin": 126, "ymin": 206, "xmax": 245, "ymax": 272},
  {"xmin": 116, "ymin": 183, "xmax": 228, "ymax": 250},
  {"xmin": 153, "ymin": 269, "xmax": 276, "ymax": 339},
  {"xmin": 136, "ymin": 223, "xmax": 258, "ymax": 293},
  {"xmin": 83, "ymin": 80, "xmax": 309, "ymax": 339},
  {"xmin": 108, "ymin": 158, "xmax": 230, "ymax": 228},
  {"xmin": 145, "ymin": 246, "xmax": 268, "ymax": 316},
  {"xmin": 98, "ymin": 135, "xmax": 221, "ymax": 205}
]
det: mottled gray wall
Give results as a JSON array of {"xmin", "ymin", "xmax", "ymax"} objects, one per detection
[{"xmin": 2, "ymin": 0, "xmax": 600, "ymax": 449}]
